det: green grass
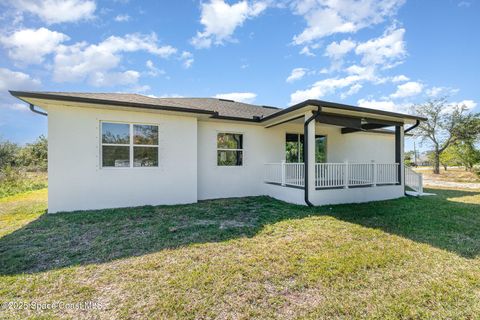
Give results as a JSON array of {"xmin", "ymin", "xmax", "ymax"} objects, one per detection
[
  {"xmin": 0, "ymin": 171, "xmax": 48, "ymax": 199},
  {"xmin": 1, "ymin": 188, "xmax": 480, "ymax": 319}
]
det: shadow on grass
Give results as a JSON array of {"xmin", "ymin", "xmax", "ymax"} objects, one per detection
[{"xmin": 0, "ymin": 188, "xmax": 479, "ymax": 275}]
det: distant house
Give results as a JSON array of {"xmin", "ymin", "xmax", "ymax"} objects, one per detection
[{"xmin": 10, "ymin": 91, "xmax": 426, "ymax": 213}]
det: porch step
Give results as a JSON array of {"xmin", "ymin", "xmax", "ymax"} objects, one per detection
[{"xmin": 405, "ymin": 190, "xmax": 436, "ymax": 197}]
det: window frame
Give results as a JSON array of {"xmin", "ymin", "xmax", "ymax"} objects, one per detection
[
  {"xmin": 216, "ymin": 131, "xmax": 244, "ymax": 167},
  {"xmin": 285, "ymin": 132, "xmax": 327, "ymax": 163},
  {"xmin": 100, "ymin": 121, "xmax": 159, "ymax": 169}
]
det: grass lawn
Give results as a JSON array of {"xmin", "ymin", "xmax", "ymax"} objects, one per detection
[{"xmin": 1, "ymin": 188, "xmax": 480, "ymax": 319}]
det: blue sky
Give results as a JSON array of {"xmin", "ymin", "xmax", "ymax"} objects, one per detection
[{"xmin": 0, "ymin": 0, "xmax": 479, "ymax": 151}]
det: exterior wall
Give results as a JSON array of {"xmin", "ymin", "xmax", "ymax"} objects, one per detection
[
  {"xmin": 46, "ymin": 105, "xmax": 198, "ymax": 213},
  {"xmin": 316, "ymin": 124, "xmax": 396, "ymax": 163},
  {"xmin": 197, "ymin": 121, "xmax": 284, "ymax": 200},
  {"xmin": 310, "ymin": 185, "xmax": 404, "ymax": 206},
  {"xmin": 264, "ymin": 183, "xmax": 305, "ymax": 205}
]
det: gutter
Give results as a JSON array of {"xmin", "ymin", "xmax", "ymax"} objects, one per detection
[
  {"xmin": 303, "ymin": 107, "xmax": 322, "ymax": 207},
  {"xmin": 404, "ymin": 119, "xmax": 420, "ymax": 133}
]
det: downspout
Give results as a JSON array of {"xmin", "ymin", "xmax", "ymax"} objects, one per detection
[
  {"xmin": 404, "ymin": 119, "xmax": 419, "ymax": 133},
  {"xmin": 29, "ymin": 104, "xmax": 48, "ymax": 116},
  {"xmin": 303, "ymin": 107, "xmax": 322, "ymax": 207},
  {"xmin": 403, "ymin": 119, "xmax": 420, "ymax": 195}
]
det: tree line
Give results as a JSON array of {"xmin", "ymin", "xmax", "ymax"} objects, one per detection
[
  {"xmin": 0, "ymin": 135, "xmax": 48, "ymax": 171},
  {"xmin": 409, "ymin": 97, "xmax": 480, "ymax": 174}
]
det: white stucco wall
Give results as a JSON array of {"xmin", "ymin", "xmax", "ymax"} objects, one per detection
[
  {"xmin": 46, "ymin": 105, "xmax": 198, "ymax": 213},
  {"xmin": 197, "ymin": 121, "xmax": 284, "ymax": 200}
]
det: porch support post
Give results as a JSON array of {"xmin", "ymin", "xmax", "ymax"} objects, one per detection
[
  {"xmin": 395, "ymin": 125, "xmax": 404, "ymax": 185},
  {"xmin": 305, "ymin": 112, "xmax": 316, "ymax": 202}
]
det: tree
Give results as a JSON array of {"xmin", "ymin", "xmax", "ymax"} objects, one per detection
[
  {"xmin": 411, "ymin": 98, "xmax": 480, "ymax": 174},
  {"xmin": 404, "ymin": 151, "xmax": 415, "ymax": 166},
  {"xmin": 0, "ymin": 138, "xmax": 20, "ymax": 169},
  {"xmin": 439, "ymin": 146, "xmax": 459, "ymax": 170},
  {"xmin": 16, "ymin": 135, "xmax": 48, "ymax": 170},
  {"xmin": 451, "ymin": 141, "xmax": 480, "ymax": 171}
]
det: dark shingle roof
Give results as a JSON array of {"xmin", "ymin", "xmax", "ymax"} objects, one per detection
[
  {"xmin": 9, "ymin": 91, "xmax": 427, "ymax": 123},
  {"xmin": 12, "ymin": 91, "xmax": 280, "ymax": 120}
]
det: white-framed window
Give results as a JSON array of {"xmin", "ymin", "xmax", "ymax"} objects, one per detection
[
  {"xmin": 217, "ymin": 132, "xmax": 243, "ymax": 166},
  {"xmin": 101, "ymin": 122, "xmax": 159, "ymax": 168}
]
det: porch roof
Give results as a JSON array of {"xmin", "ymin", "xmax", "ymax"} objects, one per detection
[{"xmin": 260, "ymin": 99, "xmax": 427, "ymax": 128}]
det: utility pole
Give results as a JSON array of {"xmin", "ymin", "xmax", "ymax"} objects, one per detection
[{"xmin": 414, "ymin": 141, "xmax": 417, "ymax": 165}]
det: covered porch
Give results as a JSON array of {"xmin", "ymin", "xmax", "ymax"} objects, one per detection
[
  {"xmin": 260, "ymin": 100, "xmax": 423, "ymax": 206},
  {"xmin": 264, "ymin": 161, "xmax": 399, "ymax": 189}
]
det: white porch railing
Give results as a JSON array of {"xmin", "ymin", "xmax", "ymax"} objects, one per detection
[
  {"xmin": 405, "ymin": 166, "xmax": 423, "ymax": 193},
  {"xmin": 265, "ymin": 162, "xmax": 304, "ymax": 187},
  {"xmin": 265, "ymin": 162, "xmax": 399, "ymax": 189}
]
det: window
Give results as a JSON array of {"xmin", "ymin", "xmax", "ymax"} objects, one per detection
[
  {"xmin": 285, "ymin": 133, "xmax": 326, "ymax": 163},
  {"xmin": 217, "ymin": 133, "xmax": 243, "ymax": 166},
  {"xmin": 101, "ymin": 122, "xmax": 159, "ymax": 168}
]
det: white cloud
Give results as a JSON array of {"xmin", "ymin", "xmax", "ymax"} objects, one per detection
[
  {"xmin": 355, "ymin": 27, "xmax": 406, "ymax": 68},
  {"xmin": 53, "ymin": 33, "xmax": 177, "ymax": 86},
  {"xmin": 90, "ymin": 70, "xmax": 140, "ymax": 87},
  {"xmin": 214, "ymin": 92, "xmax": 257, "ymax": 103},
  {"xmin": 300, "ymin": 46, "xmax": 315, "ymax": 57},
  {"xmin": 291, "ymin": 0, "xmax": 405, "ymax": 45},
  {"xmin": 180, "ymin": 51, "xmax": 194, "ymax": 68},
  {"xmin": 324, "ymin": 39, "xmax": 356, "ymax": 59},
  {"xmin": 158, "ymin": 94, "xmax": 184, "ymax": 98},
  {"xmin": 145, "ymin": 60, "xmax": 165, "ymax": 77},
  {"xmin": 9, "ymin": 0, "xmax": 96, "ymax": 24},
  {"xmin": 340, "ymin": 83, "xmax": 362, "ymax": 99},
  {"xmin": 291, "ymin": 28, "xmax": 408, "ymax": 106},
  {"xmin": 439, "ymin": 100, "xmax": 477, "ymax": 114},
  {"xmin": 426, "ymin": 86, "xmax": 459, "ymax": 97},
  {"xmin": 0, "ymin": 27, "xmax": 69, "ymax": 65},
  {"xmin": 6, "ymin": 103, "xmax": 29, "ymax": 112},
  {"xmin": 114, "ymin": 14, "xmax": 130, "ymax": 22},
  {"xmin": 358, "ymin": 98, "xmax": 399, "ymax": 112},
  {"xmin": 390, "ymin": 81, "xmax": 423, "ymax": 99},
  {"xmin": 391, "ymin": 74, "xmax": 409, "ymax": 83},
  {"xmin": 286, "ymin": 68, "xmax": 308, "ymax": 83},
  {"xmin": 452, "ymin": 100, "xmax": 477, "ymax": 111},
  {"xmin": 0, "ymin": 67, "xmax": 41, "ymax": 91},
  {"xmin": 191, "ymin": 0, "xmax": 267, "ymax": 48},
  {"xmin": 290, "ymin": 75, "xmax": 364, "ymax": 105}
]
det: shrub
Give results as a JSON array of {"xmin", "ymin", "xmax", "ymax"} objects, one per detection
[
  {"xmin": 0, "ymin": 166, "xmax": 48, "ymax": 198},
  {"xmin": 473, "ymin": 165, "xmax": 480, "ymax": 178}
]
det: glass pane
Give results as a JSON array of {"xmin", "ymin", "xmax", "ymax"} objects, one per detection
[
  {"xmin": 134, "ymin": 147, "xmax": 158, "ymax": 167},
  {"xmin": 102, "ymin": 123, "xmax": 130, "ymax": 144},
  {"xmin": 286, "ymin": 133, "xmax": 302, "ymax": 163},
  {"xmin": 217, "ymin": 150, "xmax": 243, "ymax": 166},
  {"xmin": 102, "ymin": 146, "xmax": 130, "ymax": 167},
  {"xmin": 286, "ymin": 141, "xmax": 300, "ymax": 163},
  {"xmin": 134, "ymin": 125, "xmax": 158, "ymax": 145},
  {"xmin": 315, "ymin": 135, "xmax": 327, "ymax": 163},
  {"xmin": 217, "ymin": 133, "xmax": 243, "ymax": 149}
]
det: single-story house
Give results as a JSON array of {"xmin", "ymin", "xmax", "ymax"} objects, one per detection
[{"xmin": 10, "ymin": 91, "xmax": 426, "ymax": 213}]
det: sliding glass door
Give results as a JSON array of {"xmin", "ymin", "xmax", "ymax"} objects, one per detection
[{"xmin": 285, "ymin": 133, "xmax": 326, "ymax": 163}]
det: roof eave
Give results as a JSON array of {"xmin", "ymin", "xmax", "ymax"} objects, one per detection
[
  {"xmin": 9, "ymin": 90, "xmax": 218, "ymax": 117},
  {"xmin": 260, "ymin": 99, "xmax": 427, "ymax": 123}
]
